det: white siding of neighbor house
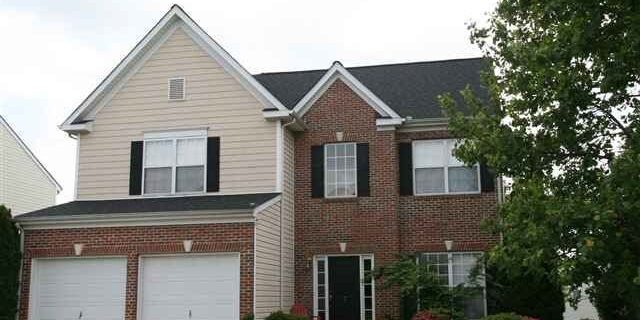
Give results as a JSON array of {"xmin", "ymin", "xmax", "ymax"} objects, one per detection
[
  {"xmin": 0, "ymin": 123, "xmax": 57, "ymax": 215},
  {"xmin": 255, "ymin": 200, "xmax": 283, "ymax": 319},
  {"xmin": 75, "ymin": 26, "xmax": 278, "ymax": 200}
]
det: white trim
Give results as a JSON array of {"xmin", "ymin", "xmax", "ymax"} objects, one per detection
[
  {"xmin": 252, "ymin": 195, "xmax": 282, "ymax": 216},
  {"xmin": 276, "ymin": 120, "xmax": 283, "ymax": 192},
  {"xmin": 167, "ymin": 77, "xmax": 186, "ymax": 101},
  {"xmin": 73, "ymin": 136, "xmax": 80, "ymax": 200},
  {"xmin": 292, "ymin": 62, "xmax": 402, "ymax": 121},
  {"xmin": 411, "ymin": 139, "xmax": 481, "ymax": 196},
  {"xmin": 60, "ymin": 5, "xmax": 286, "ymax": 130},
  {"xmin": 17, "ymin": 210, "xmax": 255, "ymax": 230},
  {"xmin": 137, "ymin": 252, "xmax": 242, "ymax": 320},
  {"xmin": 324, "ymin": 142, "xmax": 358, "ymax": 199},
  {"xmin": 263, "ymin": 110, "xmax": 292, "ymax": 120},
  {"xmin": 0, "ymin": 115, "xmax": 62, "ymax": 192},
  {"xmin": 143, "ymin": 129, "xmax": 207, "ymax": 140}
]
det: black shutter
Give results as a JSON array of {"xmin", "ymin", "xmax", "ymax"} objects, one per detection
[
  {"xmin": 311, "ymin": 145, "xmax": 324, "ymax": 198},
  {"xmin": 207, "ymin": 137, "xmax": 220, "ymax": 192},
  {"xmin": 357, "ymin": 143, "xmax": 370, "ymax": 197},
  {"xmin": 129, "ymin": 141, "xmax": 143, "ymax": 195},
  {"xmin": 480, "ymin": 164, "xmax": 495, "ymax": 192},
  {"xmin": 398, "ymin": 142, "xmax": 413, "ymax": 196}
]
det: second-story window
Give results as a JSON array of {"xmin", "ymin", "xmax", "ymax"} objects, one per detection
[
  {"xmin": 325, "ymin": 143, "xmax": 357, "ymax": 198},
  {"xmin": 413, "ymin": 139, "xmax": 479, "ymax": 195},
  {"xmin": 143, "ymin": 130, "xmax": 206, "ymax": 195}
]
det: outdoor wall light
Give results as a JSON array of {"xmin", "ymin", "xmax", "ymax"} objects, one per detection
[
  {"xmin": 339, "ymin": 242, "xmax": 347, "ymax": 253},
  {"xmin": 444, "ymin": 240, "xmax": 453, "ymax": 251},
  {"xmin": 73, "ymin": 243, "xmax": 84, "ymax": 256},
  {"xmin": 183, "ymin": 240, "xmax": 193, "ymax": 253},
  {"xmin": 336, "ymin": 132, "xmax": 344, "ymax": 142}
]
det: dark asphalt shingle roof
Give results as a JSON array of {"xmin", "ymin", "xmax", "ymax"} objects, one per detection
[
  {"xmin": 16, "ymin": 193, "xmax": 280, "ymax": 219},
  {"xmin": 254, "ymin": 58, "xmax": 489, "ymax": 119}
]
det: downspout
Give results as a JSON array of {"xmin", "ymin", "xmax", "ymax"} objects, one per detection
[{"xmin": 14, "ymin": 222, "xmax": 24, "ymax": 320}]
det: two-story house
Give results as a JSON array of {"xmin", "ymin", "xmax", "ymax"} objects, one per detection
[
  {"xmin": 15, "ymin": 5, "xmax": 499, "ymax": 320},
  {"xmin": 1, "ymin": 115, "xmax": 61, "ymax": 215}
]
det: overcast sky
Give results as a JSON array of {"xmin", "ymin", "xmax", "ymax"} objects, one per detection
[{"xmin": 0, "ymin": 0, "xmax": 496, "ymax": 203}]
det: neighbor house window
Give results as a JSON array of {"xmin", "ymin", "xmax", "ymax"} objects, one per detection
[
  {"xmin": 325, "ymin": 143, "xmax": 357, "ymax": 198},
  {"xmin": 420, "ymin": 252, "xmax": 486, "ymax": 319},
  {"xmin": 413, "ymin": 139, "xmax": 479, "ymax": 195},
  {"xmin": 143, "ymin": 130, "xmax": 206, "ymax": 195}
]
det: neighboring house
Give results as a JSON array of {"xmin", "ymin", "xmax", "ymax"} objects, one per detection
[
  {"xmin": 14, "ymin": 5, "xmax": 499, "ymax": 320},
  {"xmin": 0, "ymin": 115, "xmax": 61, "ymax": 215}
]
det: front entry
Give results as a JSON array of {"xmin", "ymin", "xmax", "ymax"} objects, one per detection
[{"xmin": 328, "ymin": 256, "xmax": 361, "ymax": 320}]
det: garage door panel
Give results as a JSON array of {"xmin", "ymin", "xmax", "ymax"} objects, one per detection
[
  {"xmin": 31, "ymin": 258, "xmax": 127, "ymax": 320},
  {"xmin": 140, "ymin": 255, "xmax": 239, "ymax": 320}
]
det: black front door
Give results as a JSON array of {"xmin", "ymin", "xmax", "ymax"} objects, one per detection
[{"xmin": 329, "ymin": 257, "xmax": 361, "ymax": 320}]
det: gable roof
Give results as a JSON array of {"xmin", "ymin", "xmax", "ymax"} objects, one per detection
[
  {"xmin": 60, "ymin": 5, "xmax": 287, "ymax": 133},
  {"xmin": 290, "ymin": 61, "xmax": 402, "ymax": 120},
  {"xmin": 0, "ymin": 115, "xmax": 62, "ymax": 193},
  {"xmin": 255, "ymin": 58, "xmax": 490, "ymax": 119}
]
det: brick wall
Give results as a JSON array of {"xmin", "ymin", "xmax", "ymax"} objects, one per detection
[
  {"xmin": 294, "ymin": 79, "xmax": 402, "ymax": 319},
  {"xmin": 19, "ymin": 223, "xmax": 254, "ymax": 320},
  {"xmin": 294, "ymin": 79, "xmax": 499, "ymax": 319}
]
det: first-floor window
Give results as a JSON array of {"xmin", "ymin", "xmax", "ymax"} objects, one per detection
[
  {"xmin": 419, "ymin": 252, "xmax": 486, "ymax": 319},
  {"xmin": 143, "ymin": 130, "xmax": 206, "ymax": 195}
]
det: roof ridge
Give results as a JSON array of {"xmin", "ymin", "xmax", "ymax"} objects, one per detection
[{"xmin": 254, "ymin": 57, "xmax": 485, "ymax": 76}]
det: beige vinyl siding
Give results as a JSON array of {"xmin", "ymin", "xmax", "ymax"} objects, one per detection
[
  {"xmin": 281, "ymin": 128, "xmax": 295, "ymax": 310},
  {"xmin": 76, "ymin": 27, "xmax": 277, "ymax": 199},
  {"xmin": 0, "ymin": 124, "xmax": 56, "ymax": 215},
  {"xmin": 255, "ymin": 200, "xmax": 283, "ymax": 319}
]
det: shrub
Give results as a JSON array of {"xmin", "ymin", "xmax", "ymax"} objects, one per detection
[
  {"xmin": 265, "ymin": 310, "xmax": 308, "ymax": 320},
  {"xmin": 412, "ymin": 310, "xmax": 449, "ymax": 320},
  {"xmin": 0, "ymin": 205, "xmax": 20, "ymax": 320},
  {"xmin": 481, "ymin": 313, "xmax": 532, "ymax": 320},
  {"xmin": 241, "ymin": 314, "xmax": 254, "ymax": 320}
]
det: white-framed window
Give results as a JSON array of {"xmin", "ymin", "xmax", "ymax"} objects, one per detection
[
  {"xmin": 419, "ymin": 252, "xmax": 486, "ymax": 319},
  {"xmin": 412, "ymin": 139, "xmax": 480, "ymax": 195},
  {"xmin": 325, "ymin": 143, "xmax": 357, "ymax": 198},
  {"xmin": 142, "ymin": 130, "xmax": 206, "ymax": 195}
]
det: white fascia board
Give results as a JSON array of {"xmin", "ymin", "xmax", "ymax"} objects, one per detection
[
  {"xmin": 0, "ymin": 115, "xmax": 63, "ymax": 192},
  {"xmin": 376, "ymin": 117, "xmax": 405, "ymax": 131},
  {"xmin": 60, "ymin": 5, "xmax": 287, "ymax": 131},
  {"xmin": 59, "ymin": 122, "xmax": 93, "ymax": 134},
  {"xmin": 292, "ymin": 62, "xmax": 403, "ymax": 121},
  {"xmin": 16, "ymin": 209, "xmax": 255, "ymax": 230},
  {"xmin": 262, "ymin": 110, "xmax": 292, "ymax": 120}
]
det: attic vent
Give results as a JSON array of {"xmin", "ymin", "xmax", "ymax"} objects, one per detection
[{"xmin": 168, "ymin": 78, "xmax": 185, "ymax": 100}]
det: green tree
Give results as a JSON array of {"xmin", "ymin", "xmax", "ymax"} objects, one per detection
[
  {"xmin": 0, "ymin": 205, "xmax": 21, "ymax": 320},
  {"xmin": 439, "ymin": 0, "xmax": 640, "ymax": 318}
]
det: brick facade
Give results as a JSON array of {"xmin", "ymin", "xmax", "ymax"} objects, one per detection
[
  {"xmin": 19, "ymin": 223, "xmax": 254, "ymax": 320},
  {"xmin": 294, "ymin": 79, "xmax": 499, "ymax": 319}
]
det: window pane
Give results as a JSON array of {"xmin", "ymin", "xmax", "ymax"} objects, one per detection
[
  {"xmin": 144, "ymin": 167, "xmax": 171, "ymax": 193},
  {"xmin": 324, "ymin": 143, "xmax": 357, "ymax": 197},
  {"xmin": 177, "ymin": 138, "xmax": 205, "ymax": 166},
  {"xmin": 145, "ymin": 140, "xmax": 173, "ymax": 167},
  {"xmin": 463, "ymin": 289, "xmax": 486, "ymax": 319},
  {"xmin": 447, "ymin": 141, "xmax": 466, "ymax": 166},
  {"xmin": 448, "ymin": 166, "xmax": 478, "ymax": 192},
  {"xmin": 176, "ymin": 166, "xmax": 204, "ymax": 192},
  {"xmin": 326, "ymin": 184, "xmax": 337, "ymax": 197},
  {"xmin": 415, "ymin": 168, "xmax": 445, "ymax": 194},
  {"xmin": 413, "ymin": 140, "xmax": 445, "ymax": 167}
]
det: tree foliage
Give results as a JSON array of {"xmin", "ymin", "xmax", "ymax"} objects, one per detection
[
  {"xmin": 0, "ymin": 205, "xmax": 21, "ymax": 320},
  {"xmin": 439, "ymin": 0, "xmax": 640, "ymax": 318}
]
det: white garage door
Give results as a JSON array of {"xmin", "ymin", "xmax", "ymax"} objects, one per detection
[
  {"xmin": 29, "ymin": 258, "xmax": 127, "ymax": 320},
  {"xmin": 139, "ymin": 254, "xmax": 240, "ymax": 320}
]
